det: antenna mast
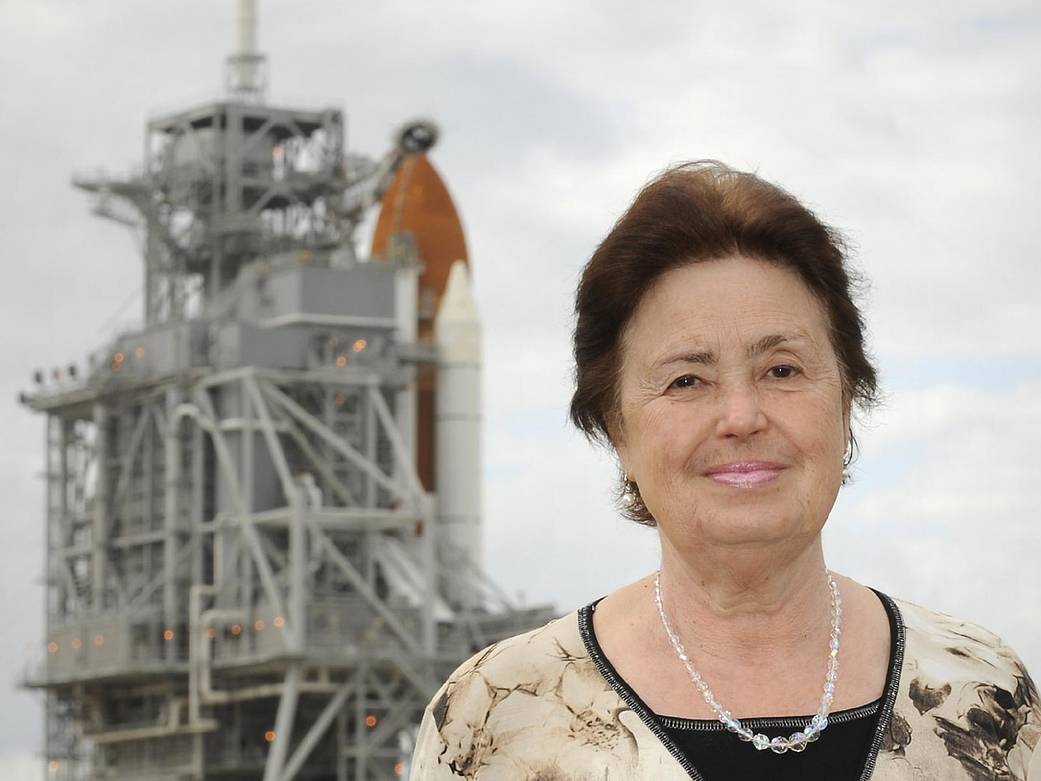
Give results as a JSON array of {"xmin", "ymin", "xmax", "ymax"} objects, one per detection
[{"xmin": 225, "ymin": 0, "xmax": 267, "ymax": 102}]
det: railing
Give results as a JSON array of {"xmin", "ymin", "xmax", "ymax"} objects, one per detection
[{"xmin": 34, "ymin": 616, "xmax": 190, "ymax": 684}]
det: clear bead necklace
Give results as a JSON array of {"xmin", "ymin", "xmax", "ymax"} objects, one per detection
[{"xmin": 654, "ymin": 568, "xmax": 842, "ymax": 754}]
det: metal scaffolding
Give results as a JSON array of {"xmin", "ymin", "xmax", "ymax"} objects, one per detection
[{"xmin": 21, "ymin": 6, "xmax": 553, "ymax": 778}]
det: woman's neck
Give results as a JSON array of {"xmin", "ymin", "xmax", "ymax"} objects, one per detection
[{"xmin": 657, "ymin": 534, "xmax": 834, "ymax": 667}]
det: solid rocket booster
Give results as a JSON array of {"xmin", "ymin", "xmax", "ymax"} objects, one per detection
[{"xmin": 434, "ymin": 260, "xmax": 482, "ymax": 606}]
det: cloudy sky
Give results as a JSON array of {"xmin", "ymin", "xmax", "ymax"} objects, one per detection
[{"xmin": 2, "ymin": 0, "xmax": 1039, "ymax": 776}]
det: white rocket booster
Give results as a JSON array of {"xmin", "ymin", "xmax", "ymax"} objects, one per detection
[{"xmin": 434, "ymin": 260, "xmax": 482, "ymax": 607}]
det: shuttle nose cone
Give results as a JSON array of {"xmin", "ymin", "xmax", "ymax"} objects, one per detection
[{"xmin": 370, "ymin": 153, "xmax": 469, "ymax": 339}]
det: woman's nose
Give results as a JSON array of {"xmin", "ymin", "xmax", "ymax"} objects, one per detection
[{"xmin": 714, "ymin": 381, "xmax": 767, "ymax": 439}]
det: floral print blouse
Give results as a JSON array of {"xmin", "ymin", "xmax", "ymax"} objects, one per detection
[{"xmin": 409, "ymin": 592, "xmax": 1040, "ymax": 780}]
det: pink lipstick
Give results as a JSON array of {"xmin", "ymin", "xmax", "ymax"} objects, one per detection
[{"xmin": 704, "ymin": 462, "xmax": 785, "ymax": 487}]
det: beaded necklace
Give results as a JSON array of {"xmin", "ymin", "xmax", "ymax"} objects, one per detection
[{"xmin": 654, "ymin": 569, "xmax": 842, "ymax": 754}]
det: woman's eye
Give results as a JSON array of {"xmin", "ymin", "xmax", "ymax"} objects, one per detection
[
  {"xmin": 670, "ymin": 375, "xmax": 700, "ymax": 389},
  {"xmin": 767, "ymin": 365, "xmax": 800, "ymax": 379}
]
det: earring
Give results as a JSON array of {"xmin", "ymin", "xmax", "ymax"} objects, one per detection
[
  {"xmin": 840, "ymin": 430, "xmax": 854, "ymax": 486},
  {"xmin": 622, "ymin": 473, "xmax": 639, "ymax": 504}
]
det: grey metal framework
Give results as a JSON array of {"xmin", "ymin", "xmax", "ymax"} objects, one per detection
[{"xmin": 21, "ymin": 35, "xmax": 553, "ymax": 781}]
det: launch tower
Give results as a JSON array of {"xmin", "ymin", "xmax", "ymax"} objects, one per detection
[{"xmin": 20, "ymin": 4, "xmax": 553, "ymax": 779}]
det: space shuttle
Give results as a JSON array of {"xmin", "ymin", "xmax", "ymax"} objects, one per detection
[{"xmin": 371, "ymin": 155, "xmax": 483, "ymax": 606}]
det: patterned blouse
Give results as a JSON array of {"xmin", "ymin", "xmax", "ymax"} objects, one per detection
[{"xmin": 409, "ymin": 592, "xmax": 1041, "ymax": 780}]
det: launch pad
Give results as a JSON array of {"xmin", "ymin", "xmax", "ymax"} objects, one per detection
[{"xmin": 20, "ymin": 4, "xmax": 554, "ymax": 779}]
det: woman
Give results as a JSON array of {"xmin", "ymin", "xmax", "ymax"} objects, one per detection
[{"xmin": 409, "ymin": 161, "xmax": 1040, "ymax": 779}]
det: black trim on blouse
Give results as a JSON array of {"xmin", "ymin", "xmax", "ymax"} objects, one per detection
[{"xmin": 578, "ymin": 587, "xmax": 905, "ymax": 781}]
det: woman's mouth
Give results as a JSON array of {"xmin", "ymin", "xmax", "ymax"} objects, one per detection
[{"xmin": 704, "ymin": 462, "xmax": 785, "ymax": 487}]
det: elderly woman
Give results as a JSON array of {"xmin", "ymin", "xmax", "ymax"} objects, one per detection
[{"xmin": 409, "ymin": 162, "xmax": 1040, "ymax": 779}]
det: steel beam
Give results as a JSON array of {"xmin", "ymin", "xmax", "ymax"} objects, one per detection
[
  {"xmin": 262, "ymin": 381, "xmax": 401, "ymax": 499},
  {"xmin": 262, "ymin": 662, "xmax": 302, "ymax": 781},
  {"xmin": 279, "ymin": 673, "xmax": 356, "ymax": 781}
]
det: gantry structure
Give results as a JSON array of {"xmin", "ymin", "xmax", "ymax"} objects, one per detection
[{"xmin": 20, "ymin": 4, "xmax": 553, "ymax": 779}]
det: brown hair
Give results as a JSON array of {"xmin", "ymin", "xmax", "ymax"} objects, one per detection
[{"xmin": 569, "ymin": 160, "xmax": 879, "ymax": 525}]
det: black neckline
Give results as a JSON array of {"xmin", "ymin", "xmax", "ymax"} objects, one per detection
[{"xmin": 577, "ymin": 586, "xmax": 906, "ymax": 781}]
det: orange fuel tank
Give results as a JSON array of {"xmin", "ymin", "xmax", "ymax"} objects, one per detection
[{"xmin": 371, "ymin": 154, "xmax": 470, "ymax": 491}]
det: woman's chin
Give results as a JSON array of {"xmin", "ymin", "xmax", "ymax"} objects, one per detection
[{"xmin": 664, "ymin": 511, "xmax": 819, "ymax": 549}]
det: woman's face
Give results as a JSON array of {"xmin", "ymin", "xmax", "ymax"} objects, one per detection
[{"xmin": 613, "ymin": 255, "xmax": 850, "ymax": 549}]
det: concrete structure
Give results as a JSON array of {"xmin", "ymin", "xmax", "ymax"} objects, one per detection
[{"xmin": 19, "ymin": 3, "xmax": 553, "ymax": 779}]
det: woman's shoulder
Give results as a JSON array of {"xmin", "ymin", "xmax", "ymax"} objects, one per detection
[
  {"xmin": 878, "ymin": 592, "xmax": 1041, "ymax": 780},
  {"xmin": 888, "ymin": 593, "xmax": 1036, "ymax": 686},
  {"xmin": 410, "ymin": 606, "xmax": 673, "ymax": 779},
  {"xmin": 429, "ymin": 606, "xmax": 592, "ymax": 711}
]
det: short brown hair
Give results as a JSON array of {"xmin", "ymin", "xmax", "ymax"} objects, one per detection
[{"xmin": 569, "ymin": 160, "xmax": 879, "ymax": 525}]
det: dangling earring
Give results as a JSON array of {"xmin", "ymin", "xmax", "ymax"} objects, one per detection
[
  {"xmin": 841, "ymin": 428, "xmax": 854, "ymax": 486},
  {"xmin": 622, "ymin": 473, "xmax": 640, "ymax": 505}
]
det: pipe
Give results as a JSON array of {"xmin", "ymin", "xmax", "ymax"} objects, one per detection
[
  {"xmin": 163, "ymin": 388, "xmax": 182, "ymax": 663},
  {"xmin": 87, "ymin": 696, "xmax": 218, "ymax": 744},
  {"xmin": 197, "ymin": 607, "xmax": 246, "ymax": 708}
]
